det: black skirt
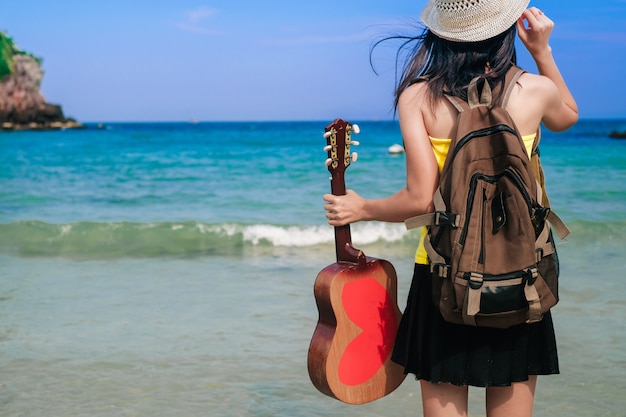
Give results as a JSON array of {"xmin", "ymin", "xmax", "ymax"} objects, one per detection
[{"xmin": 391, "ymin": 264, "xmax": 559, "ymax": 387}]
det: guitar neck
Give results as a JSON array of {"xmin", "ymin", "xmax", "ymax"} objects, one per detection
[
  {"xmin": 330, "ymin": 163, "xmax": 363, "ymax": 265},
  {"xmin": 334, "ymin": 226, "xmax": 362, "ymax": 263}
]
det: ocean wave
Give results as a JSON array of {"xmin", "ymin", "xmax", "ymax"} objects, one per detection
[
  {"xmin": 0, "ymin": 220, "xmax": 414, "ymax": 259},
  {"xmin": 1, "ymin": 219, "xmax": 620, "ymax": 260}
]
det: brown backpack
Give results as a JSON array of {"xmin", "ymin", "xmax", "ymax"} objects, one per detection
[{"xmin": 406, "ymin": 66, "xmax": 570, "ymax": 329}]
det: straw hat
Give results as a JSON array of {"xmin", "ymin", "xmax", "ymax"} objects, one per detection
[{"xmin": 421, "ymin": 0, "xmax": 530, "ymax": 42}]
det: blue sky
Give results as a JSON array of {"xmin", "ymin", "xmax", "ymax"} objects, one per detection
[{"xmin": 3, "ymin": 0, "xmax": 626, "ymax": 122}]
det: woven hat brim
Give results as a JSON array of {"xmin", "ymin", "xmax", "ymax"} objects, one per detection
[{"xmin": 421, "ymin": 0, "xmax": 530, "ymax": 42}]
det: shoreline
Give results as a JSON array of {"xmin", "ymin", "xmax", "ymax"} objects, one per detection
[{"xmin": 0, "ymin": 119, "xmax": 84, "ymax": 131}]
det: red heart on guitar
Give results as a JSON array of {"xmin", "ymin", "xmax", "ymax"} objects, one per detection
[{"xmin": 338, "ymin": 277, "xmax": 400, "ymax": 386}]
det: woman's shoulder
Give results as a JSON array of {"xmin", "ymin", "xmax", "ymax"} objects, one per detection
[
  {"xmin": 398, "ymin": 81, "xmax": 430, "ymax": 107},
  {"xmin": 516, "ymin": 72, "xmax": 560, "ymax": 100},
  {"xmin": 507, "ymin": 72, "xmax": 561, "ymax": 134},
  {"xmin": 398, "ymin": 81, "xmax": 458, "ymax": 139}
]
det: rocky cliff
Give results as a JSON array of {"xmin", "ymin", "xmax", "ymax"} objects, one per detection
[{"xmin": 0, "ymin": 32, "xmax": 81, "ymax": 130}]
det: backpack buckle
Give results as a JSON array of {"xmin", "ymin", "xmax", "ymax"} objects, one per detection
[
  {"xmin": 464, "ymin": 272, "xmax": 484, "ymax": 290},
  {"xmin": 430, "ymin": 263, "xmax": 450, "ymax": 278},
  {"xmin": 532, "ymin": 206, "xmax": 550, "ymax": 224},
  {"xmin": 524, "ymin": 267, "xmax": 539, "ymax": 285},
  {"xmin": 535, "ymin": 247, "xmax": 544, "ymax": 263},
  {"xmin": 435, "ymin": 211, "xmax": 459, "ymax": 228}
]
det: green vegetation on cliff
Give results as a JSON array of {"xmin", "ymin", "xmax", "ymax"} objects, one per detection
[{"xmin": 0, "ymin": 31, "xmax": 42, "ymax": 80}]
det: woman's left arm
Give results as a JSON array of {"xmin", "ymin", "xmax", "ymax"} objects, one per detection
[{"xmin": 323, "ymin": 83, "xmax": 438, "ymax": 226}]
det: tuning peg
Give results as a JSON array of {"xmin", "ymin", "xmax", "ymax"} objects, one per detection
[
  {"xmin": 351, "ymin": 152, "xmax": 358, "ymax": 162},
  {"xmin": 323, "ymin": 131, "xmax": 332, "ymax": 139},
  {"xmin": 323, "ymin": 145, "xmax": 332, "ymax": 152},
  {"xmin": 352, "ymin": 124, "xmax": 360, "ymax": 134},
  {"xmin": 351, "ymin": 140, "xmax": 360, "ymax": 146},
  {"xmin": 325, "ymin": 158, "xmax": 333, "ymax": 167}
]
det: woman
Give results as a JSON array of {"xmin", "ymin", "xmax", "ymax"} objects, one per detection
[{"xmin": 323, "ymin": 1, "xmax": 578, "ymax": 416}]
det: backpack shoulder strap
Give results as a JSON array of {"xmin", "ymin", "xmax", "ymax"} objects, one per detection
[
  {"xmin": 531, "ymin": 126, "xmax": 541, "ymax": 157},
  {"xmin": 529, "ymin": 127, "xmax": 551, "ymax": 206},
  {"xmin": 444, "ymin": 93, "xmax": 468, "ymax": 113},
  {"xmin": 499, "ymin": 66, "xmax": 526, "ymax": 109}
]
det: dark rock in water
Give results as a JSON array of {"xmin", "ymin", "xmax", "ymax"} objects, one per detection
[
  {"xmin": 609, "ymin": 131, "xmax": 626, "ymax": 139},
  {"xmin": 0, "ymin": 33, "xmax": 82, "ymax": 131}
]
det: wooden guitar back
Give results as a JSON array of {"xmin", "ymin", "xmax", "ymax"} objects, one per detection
[{"xmin": 308, "ymin": 256, "xmax": 406, "ymax": 404}]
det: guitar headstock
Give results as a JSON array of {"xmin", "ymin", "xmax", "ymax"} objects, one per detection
[{"xmin": 324, "ymin": 118, "xmax": 360, "ymax": 175}]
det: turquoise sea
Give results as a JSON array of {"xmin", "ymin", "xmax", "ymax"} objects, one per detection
[{"xmin": 1, "ymin": 120, "xmax": 625, "ymax": 416}]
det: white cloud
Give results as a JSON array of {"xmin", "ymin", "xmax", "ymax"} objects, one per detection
[
  {"xmin": 175, "ymin": 6, "xmax": 226, "ymax": 36},
  {"xmin": 186, "ymin": 7, "xmax": 217, "ymax": 23}
]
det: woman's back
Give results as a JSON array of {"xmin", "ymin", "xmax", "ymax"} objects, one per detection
[{"xmin": 417, "ymin": 71, "xmax": 559, "ymax": 140}]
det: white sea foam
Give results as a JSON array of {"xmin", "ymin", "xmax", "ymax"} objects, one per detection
[
  {"xmin": 241, "ymin": 222, "xmax": 409, "ymax": 247},
  {"xmin": 59, "ymin": 224, "xmax": 73, "ymax": 236}
]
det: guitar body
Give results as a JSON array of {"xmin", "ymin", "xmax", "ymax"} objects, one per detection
[
  {"xmin": 307, "ymin": 119, "xmax": 406, "ymax": 404},
  {"xmin": 308, "ymin": 256, "xmax": 406, "ymax": 404}
]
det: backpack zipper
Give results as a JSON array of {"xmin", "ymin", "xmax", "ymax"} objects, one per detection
[
  {"xmin": 459, "ymin": 170, "xmax": 533, "ymax": 246},
  {"xmin": 450, "ymin": 124, "xmax": 517, "ymax": 160},
  {"xmin": 479, "ymin": 188, "xmax": 486, "ymax": 264},
  {"xmin": 457, "ymin": 270, "xmax": 534, "ymax": 289},
  {"xmin": 461, "ymin": 269, "xmax": 532, "ymax": 283},
  {"xmin": 503, "ymin": 169, "xmax": 534, "ymax": 213}
]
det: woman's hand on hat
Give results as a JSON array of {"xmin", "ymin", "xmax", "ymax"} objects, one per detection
[{"xmin": 517, "ymin": 7, "xmax": 555, "ymax": 59}]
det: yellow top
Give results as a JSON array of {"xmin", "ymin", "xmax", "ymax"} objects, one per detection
[{"xmin": 414, "ymin": 133, "xmax": 537, "ymax": 264}]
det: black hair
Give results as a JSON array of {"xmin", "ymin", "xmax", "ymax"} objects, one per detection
[{"xmin": 371, "ymin": 24, "xmax": 518, "ymax": 111}]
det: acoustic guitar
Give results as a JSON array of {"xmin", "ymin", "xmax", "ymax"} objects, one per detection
[{"xmin": 307, "ymin": 118, "xmax": 406, "ymax": 404}]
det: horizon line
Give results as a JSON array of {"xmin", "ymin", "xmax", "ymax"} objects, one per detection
[{"xmin": 76, "ymin": 117, "xmax": 626, "ymax": 124}]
